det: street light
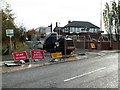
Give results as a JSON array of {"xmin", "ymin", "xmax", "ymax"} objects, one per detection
[{"xmin": 100, "ymin": 0, "xmax": 102, "ymax": 32}]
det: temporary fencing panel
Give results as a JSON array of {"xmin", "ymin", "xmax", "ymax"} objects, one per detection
[{"xmin": 73, "ymin": 36, "xmax": 86, "ymax": 54}]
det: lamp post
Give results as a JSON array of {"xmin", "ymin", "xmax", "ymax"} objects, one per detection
[{"xmin": 100, "ymin": 0, "xmax": 102, "ymax": 32}]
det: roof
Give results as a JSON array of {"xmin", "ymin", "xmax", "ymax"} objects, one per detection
[{"xmin": 64, "ymin": 21, "xmax": 100, "ymax": 29}]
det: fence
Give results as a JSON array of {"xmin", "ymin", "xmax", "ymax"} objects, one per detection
[{"xmin": 112, "ymin": 41, "xmax": 120, "ymax": 50}]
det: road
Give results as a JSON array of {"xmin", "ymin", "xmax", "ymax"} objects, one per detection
[{"xmin": 2, "ymin": 52, "xmax": 118, "ymax": 88}]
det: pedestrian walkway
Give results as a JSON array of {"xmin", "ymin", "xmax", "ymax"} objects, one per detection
[{"xmin": 1, "ymin": 55, "xmax": 77, "ymax": 73}]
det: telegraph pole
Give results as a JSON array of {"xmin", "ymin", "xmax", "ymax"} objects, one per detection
[{"xmin": 100, "ymin": 0, "xmax": 102, "ymax": 32}]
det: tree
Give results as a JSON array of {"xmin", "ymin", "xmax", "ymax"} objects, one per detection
[
  {"xmin": 103, "ymin": 1, "xmax": 120, "ymax": 41},
  {"xmin": 26, "ymin": 29, "xmax": 35, "ymax": 41},
  {"xmin": 118, "ymin": 0, "xmax": 120, "ymax": 40},
  {"xmin": 103, "ymin": 2, "xmax": 110, "ymax": 35},
  {"xmin": 103, "ymin": 2, "xmax": 112, "ymax": 40},
  {"xmin": 1, "ymin": 1, "xmax": 21, "ymax": 51},
  {"xmin": 19, "ymin": 24, "xmax": 26, "ymax": 43},
  {"xmin": 111, "ymin": 1, "xmax": 119, "ymax": 41}
]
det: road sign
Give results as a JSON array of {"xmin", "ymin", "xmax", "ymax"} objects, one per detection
[
  {"xmin": 6, "ymin": 29, "xmax": 14, "ymax": 37},
  {"xmin": 51, "ymin": 52, "xmax": 62, "ymax": 58},
  {"xmin": 30, "ymin": 50, "xmax": 45, "ymax": 60},
  {"xmin": 12, "ymin": 51, "xmax": 28, "ymax": 61},
  {"xmin": 6, "ymin": 29, "xmax": 14, "ymax": 52}
]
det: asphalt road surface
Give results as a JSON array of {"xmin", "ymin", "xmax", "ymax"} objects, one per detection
[{"xmin": 2, "ymin": 52, "xmax": 118, "ymax": 88}]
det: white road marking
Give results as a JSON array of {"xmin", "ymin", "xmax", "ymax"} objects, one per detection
[{"xmin": 64, "ymin": 67, "xmax": 106, "ymax": 82}]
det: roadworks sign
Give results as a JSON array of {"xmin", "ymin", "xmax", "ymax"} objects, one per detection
[
  {"xmin": 90, "ymin": 43, "xmax": 96, "ymax": 49},
  {"xmin": 30, "ymin": 50, "xmax": 45, "ymax": 60},
  {"xmin": 12, "ymin": 51, "xmax": 28, "ymax": 62},
  {"xmin": 51, "ymin": 52, "xmax": 62, "ymax": 58}
]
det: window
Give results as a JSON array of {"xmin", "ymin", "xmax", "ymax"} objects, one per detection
[
  {"xmin": 94, "ymin": 28, "xmax": 100, "ymax": 32},
  {"xmin": 65, "ymin": 28, "xmax": 68, "ymax": 33},
  {"xmin": 89, "ymin": 28, "xmax": 94, "ymax": 33},
  {"xmin": 70, "ymin": 27, "xmax": 73, "ymax": 33},
  {"xmin": 75, "ymin": 27, "xmax": 78, "ymax": 33},
  {"xmin": 76, "ymin": 28, "xmax": 80, "ymax": 33},
  {"xmin": 81, "ymin": 28, "xmax": 85, "ymax": 32},
  {"xmin": 79, "ymin": 28, "xmax": 81, "ymax": 32},
  {"xmin": 62, "ymin": 28, "xmax": 64, "ymax": 32}
]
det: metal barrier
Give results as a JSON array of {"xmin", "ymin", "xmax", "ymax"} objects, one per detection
[{"xmin": 73, "ymin": 36, "xmax": 86, "ymax": 55}]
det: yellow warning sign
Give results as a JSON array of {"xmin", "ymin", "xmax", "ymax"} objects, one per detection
[
  {"xmin": 90, "ymin": 43, "xmax": 96, "ymax": 49},
  {"xmin": 51, "ymin": 52, "xmax": 62, "ymax": 58}
]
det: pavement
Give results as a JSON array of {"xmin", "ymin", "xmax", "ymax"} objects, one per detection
[
  {"xmin": 2, "ymin": 51, "xmax": 119, "ymax": 88},
  {"xmin": 1, "ymin": 50, "xmax": 119, "ymax": 73}
]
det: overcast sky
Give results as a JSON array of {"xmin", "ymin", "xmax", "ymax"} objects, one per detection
[{"xmin": 5, "ymin": 0, "xmax": 117, "ymax": 31}]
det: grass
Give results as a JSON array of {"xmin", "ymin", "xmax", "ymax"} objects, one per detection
[
  {"xmin": 2, "ymin": 42, "xmax": 28, "ymax": 56},
  {"xmin": 13, "ymin": 42, "xmax": 28, "ymax": 52}
]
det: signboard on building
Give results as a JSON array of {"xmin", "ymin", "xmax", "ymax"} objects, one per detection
[
  {"xmin": 12, "ymin": 51, "xmax": 28, "ymax": 61},
  {"xmin": 30, "ymin": 50, "xmax": 45, "ymax": 60},
  {"xmin": 6, "ymin": 29, "xmax": 14, "ymax": 37}
]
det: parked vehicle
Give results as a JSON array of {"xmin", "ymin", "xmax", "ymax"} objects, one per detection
[
  {"xmin": 43, "ymin": 32, "xmax": 58, "ymax": 52},
  {"xmin": 56, "ymin": 37, "xmax": 75, "ymax": 55}
]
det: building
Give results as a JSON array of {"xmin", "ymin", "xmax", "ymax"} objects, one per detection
[
  {"xmin": 53, "ymin": 22, "xmax": 63, "ymax": 36},
  {"xmin": 54, "ymin": 21, "xmax": 101, "ymax": 41},
  {"xmin": 53, "ymin": 21, "xmax": 104, "ymax": 49}
]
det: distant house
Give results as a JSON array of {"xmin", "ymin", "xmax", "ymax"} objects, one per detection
[
  {"xmin": 54, "ymin": 21, "xmax": 101, "ymax": 41},
  {"xmin": 54, "ymin": 21, "xmax": 120, "ymax": 50},
  {"xmin": 26, "ymin": 28, "xmax": 35, "ymax": 41}
]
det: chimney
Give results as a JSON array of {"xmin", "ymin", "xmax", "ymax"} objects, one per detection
[
  {"xmin": 68, "ymin": 20, "xmax": 71, "ymax": 24},
  {"xmin": 56, "ymin": 22, "xmax": 58, "ymax": 27}
]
